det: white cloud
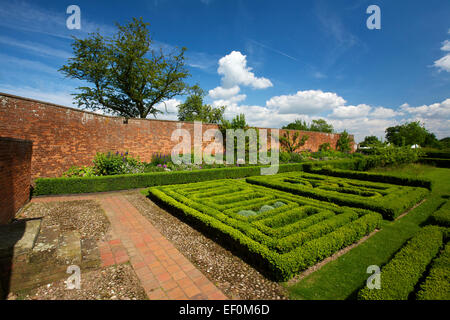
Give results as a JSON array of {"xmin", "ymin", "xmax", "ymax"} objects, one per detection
[
  {"xmin": 0, "ymin": 85, "xmax": 75, "ymax": 107},
  {"xmin": 155, "ymin": 98, "xmax": 182, "ymax": 120},
  {"xmin": 266, "ymin": 90, "xmax": 346, "ymax": 115},
  {"xmin": 433, "ymin": 36, "xmax": 450, "ymax": 72},
  {"xmin": 441, "ymin": 40, "xmax": 450, "ymax": 51},
  {"xmin": 217, "ymin": 51, "xmax": 273, "ymax": 89},
  {"xmin": 400, "ymin": 98, "xmax": 450, "ymax": 118},
  {"xmin": 370, "ymin": 107, "xmax": 399, "ymax": 118},
  {"xmin": 434, "ymin": 54, "xmax": 450, "ymax": 72},
  {"xmin": 331, "ymin": 104, "xmax": 372, "ymax": 118},
  {"xmin": 208, "ymin": 85, "xmax": 241, "ymax": 100},
  {"xmin": 0, "ymin": 36, "xmax": 71, "ymax": 59}
]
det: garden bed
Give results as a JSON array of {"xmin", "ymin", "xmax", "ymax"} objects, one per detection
[
  {"xmin": 246, "ymin": 171, "xmax": 429, "ymax": 220},
  {"xmin": 145, "ymin": 180, "xmax": 382, "ymax": 281}
]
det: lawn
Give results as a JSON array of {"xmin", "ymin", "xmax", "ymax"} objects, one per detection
[{"xmin": 286, "ymin": 164, "xmax": 450, "ymax": 300}]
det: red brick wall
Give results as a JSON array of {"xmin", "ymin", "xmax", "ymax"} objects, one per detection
[
  {"xmin": 0, "ymin": 137, "xmax": 32, "ymax": 225},
  {"xmin": 0, "ymin": 92, "xmax": 354, "ymax": 179}
]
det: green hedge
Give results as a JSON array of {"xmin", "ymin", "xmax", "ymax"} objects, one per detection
[
  {"xmin": 308, "ymin": 167, "xmax": 433, "ymax": 190},
  {"xmin": 429, "ymin": 200, "xmax": 450, "ymax": 227},
  {"xmin": 422, "ymin": 150, "xmax": 450, "ymax": 159},
  {"xmin": 34, "ymin": 163, "xmax": 306, "ymax": 195},
  {"xmin": 146, "ymin": 179, "xmax": 382, "ymax": 280},
  {"xmin": 416, "ymin": 242, "xmax": 450, "ymax": 300},
  {"xmin": 246, "ymin": 171, "xmax": 429, "ymax": 220},
  {"xmin": 419, "ymin": 158, "xmax": 450, "ymax": 168},
  {"xmin": 358, "ymin": 226, "xmax": 444, "ymax": 300}
]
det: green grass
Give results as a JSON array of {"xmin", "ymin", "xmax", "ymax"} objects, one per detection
[{"xmin": 286, "ymin": 164, "xmax": 450, "ymax": 300}]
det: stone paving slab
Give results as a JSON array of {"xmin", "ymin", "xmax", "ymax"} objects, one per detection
[
  {"xmin": 31, "ymin": 193, "xmax": 228, "ymax": 300},
  {"xmin": 0, "ymin": 219, "xmax": 41, "ymax": 258}
]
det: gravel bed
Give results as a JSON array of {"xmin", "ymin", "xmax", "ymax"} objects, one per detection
[
  {"xmin": 19, "ymin": 200, "xmax": 110, "ymax": 241},
  {"xmin": 15, "ymin": 264, "xmax": 147, "ymax": 300},
  {"xmin": 125, "ymin": 191, "xmax": 288, "ymax": 300}
]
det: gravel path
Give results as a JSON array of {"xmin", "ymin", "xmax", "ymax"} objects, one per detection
[
  {"xmin": 17, "ymin": 264, "xmax": 147, "ymax": 300},
  {"xmin": 18, "ymin": 200, "xmax": 110, "ymax": 241},
  {"xmin": 125, "ymin": 191, "xmax": 288, "ymax": 300}
]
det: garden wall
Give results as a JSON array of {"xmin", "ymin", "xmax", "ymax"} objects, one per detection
[
  {"xmin": 0, "ymin": 92, "xmax": 353, "ymax": 179},
  {"xmin": 0, "ymin": 137, "xmax": 32, "ymax": 224}
]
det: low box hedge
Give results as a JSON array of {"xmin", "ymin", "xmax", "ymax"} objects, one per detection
[
  {"xmin": 358, "ymin": 225, "xmax": 444, "ymax": 300},
  {"xmin": 308, "ymin": 167, "xmax": 433, "ymax": 190},
  {"xmin": 34, "ymin": 163, "xmax": 306, "ymax": 195},
  {"xmin": 428, "ymin": 200, "xmax": 450, "ymax": 227},
  {"xmin": 416, "ymin": 242, "xmax": 450, "ymax": 300},
  {"xmin": 419, "ymin": 157, "xmax": 450, "ymax": 168},
  {"xmin": 146, "ymin": 179, "xmax": 382, "ymax": 280},
  {"xmin": 246, "ymin": 171, "xmax": 429, "ymax": 220}
]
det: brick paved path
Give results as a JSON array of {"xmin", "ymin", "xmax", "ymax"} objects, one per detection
[{"xmin": 32, "ymin": 193, "xmax": 227, "ymax": 300}]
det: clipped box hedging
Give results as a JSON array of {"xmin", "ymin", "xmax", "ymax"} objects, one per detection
[
  {"xmin": 429, "ymin": 200, "xmax": 450, "ymax": 227},
  {"xmin": 419, "ymin": 158, "xmax": 450, "ymax": 168},
  {"xmin": 33, "ymin": 163, "xmax": 305, "ymax": 195},
  {"xmin": 308, "ymin": 167, "xmax": 433, "ymax": 190},
  {"xmin": 416, "ymin": 242, "xmax": 450, "ymax": 300},
  {"xmin": 358, "ymin": 225, "xmax": 444, "ymax": 300},
  {"xmin": 246, "ymin": 171, "xmax": 429, "ymax": 220},
  {"xmin": 146, "ymin": 179, "xmax": 382, "ymax": 280}
]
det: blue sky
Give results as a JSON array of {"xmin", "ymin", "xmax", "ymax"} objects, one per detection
[{"xmin": 0, "ymin": 0, "xmax": 449, "ymax": 142}]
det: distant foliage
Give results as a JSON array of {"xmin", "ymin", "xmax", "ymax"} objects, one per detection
[
  {"xmin": 177, "ymin": 86, "xmax": 225, "ymax": 123},
  {"xmin": 282, "ymin": 119, "xmax": 333, "ymax": 133},
  {"xmin": 336, "ymin": 130, "xmax": 353, "ymax": 153},
  {"xmin": 385, "ymin": 121, "xmax": 437, "ymax": 147}
]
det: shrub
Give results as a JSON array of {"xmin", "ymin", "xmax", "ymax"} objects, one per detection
[
  {"xmin": 358, "ymin": 226, "xmax": 444, "ymax": 300},
  {"xmin": 62, "ymin": 165, "xmax": 96, "ymax": 178},
  {"xmin": 34, "ymin": 163, "xmax": 305, "ymax": 195},
  {"xmin": 416, "ymin": 242, "xmax": 450, "ymax": 300},
  {"xmin": 318, "ymin": 142, "xmax": 331, "ymax": 152},
  {"xmin": 428, "ymin": 200, "xmax": 450, "ymax": 227},
  {"xmin": 93, "ymin": 151, "xmax": 144, "ymax": 175},
  {"xmin": 336, "ymin": 130, "xmax": 353, "ymax": 153}
]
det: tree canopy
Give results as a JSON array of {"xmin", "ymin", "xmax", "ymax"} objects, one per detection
[
  {"xmin": 282, "ymin": 118, "xmax": 334, "ymax": 133},
  {"xmin": 177, "ymin": 86, "xmax": 225, "ymax": 123},
  {"xmin": 385, "ymin": 121, "xmax": 437, "ymax": 147},
  {"xmin": 60, "ymin": 17, "xmax": 191, "ymax": 118},
  {"xmin": 359, "ymin": 135, "xmax": 384, "ymax": 148}
]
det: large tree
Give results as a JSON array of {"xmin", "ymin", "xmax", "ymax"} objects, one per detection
[
  {"xmin": 60, "ymin": 17, "xmax": 191, "ymax": 118},
  {"xmin": 177, "ymin": 86, "xmax": 225, "ymax": 123},
  {"xmin": 385, "ymin": 121, "xmax": 435, "ymax": 147}
]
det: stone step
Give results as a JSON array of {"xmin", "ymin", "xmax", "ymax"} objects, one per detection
[
  {"xmin": 29, "ymin": 224, "xmax": 60, "ymax": 263},
  {"xmin": 81, "ymin": 239, "xmax": 101, "ymax": 269},
  {"xmin": 56, "ymin": 231, "xmax": 82, "ymax": 265},
  {"xmin": 0, "ymin": 219, "xmax": 41, "ymax": 259}
]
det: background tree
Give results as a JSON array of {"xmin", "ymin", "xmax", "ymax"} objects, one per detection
[
  {"xmin": 177, "ymin": 86, "xmax": 225, "ymax": 123},
  {"xmin": 60, "ymin": 17, "xmax": 190, "ymax": 118},
  {"xmin": 385, "ymin": 121, "xmax": 435, "ymax": 147},
  {"xmin": 282, "ymin": 119, "xmax": 309, "ymax": 131},
  {"xmin": 336, "ymin": 130, "xmax": 353, "ymax": 152},
  {"xmin": 282, "ymin": 118, "xmax": 333, "ymax": 133},
  {"xmin": 360, "ymin": 135, "xmax": 384, "ymax": 148},
  {"xmin": 309, "ymin": 119, "xmax": 334, "ymax": 133}
]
